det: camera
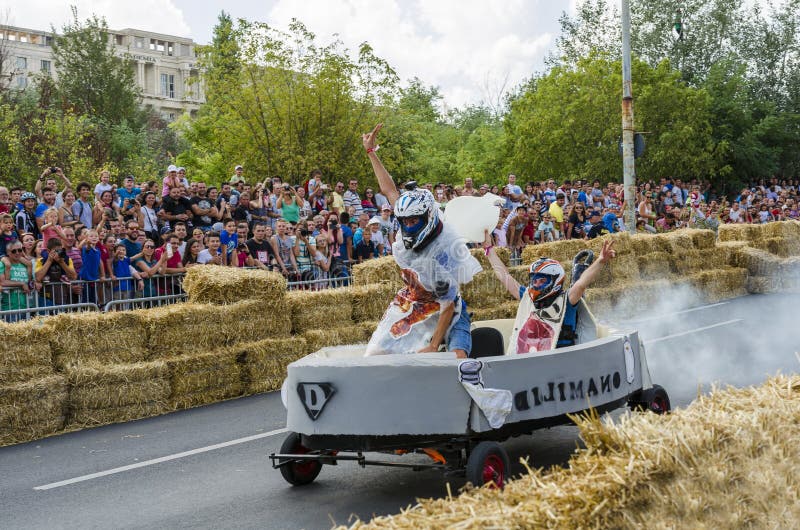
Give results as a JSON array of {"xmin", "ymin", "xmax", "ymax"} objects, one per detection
[
  {"xmin": 283, "ymin": 184, "xmax": 290, "ymax": 190},
  {"xmin": 59, "ymin": 249, "xmax": 68, "ymax": 260},
  {"xmin": 300, "ymin": 229, "xmax": 310, "ymax": 237},
  {"xmin": 328, "ymin": 219, "xmax": 338, "ymax": 227},
  {"xmin": 50, "ymin": 167, "xmax": 58, "ymax": 174}
]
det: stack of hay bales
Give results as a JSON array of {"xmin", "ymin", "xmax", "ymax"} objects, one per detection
[
  {"xmin": 47, "ymin": 311, "xmax": 149, "ymax": 366},
  {"xmin": 288, "ymin": 289, "xmax": 353, "ymax": 334},
  {"xmin": 0, "ymin": 321, "xmax": 67, "ymax": 445},
  {"xmin": 227, "ymin": 337, "xmax": 310, "ymax": 394}
]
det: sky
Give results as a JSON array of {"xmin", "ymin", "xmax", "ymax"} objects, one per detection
[
  {"xmin": 3, "ymin": 0, "xmax": 582, "ymax": 108},
  {"xmin": 1, "ymin": 0, "xmax": 772, "ymax": 109}
]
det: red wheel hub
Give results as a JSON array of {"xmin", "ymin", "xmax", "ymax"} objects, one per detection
[
  {"xmin": 482, "ymin": 454, "xmax": 505, "ymax": 488},
  {"xmin": 291, "ymin": 443, "xmax": 319, "ymax": 476},
  {"xmin": 651, "ymin": 397, "xmax": 667, "ymax": 413}
]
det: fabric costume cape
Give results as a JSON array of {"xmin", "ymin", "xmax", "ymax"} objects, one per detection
[{"xmin": 365, "ymin": 221, "xmax": 481, "ymax": 356}]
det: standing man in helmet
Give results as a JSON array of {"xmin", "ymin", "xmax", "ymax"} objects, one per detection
[
  {"xmin": 483, "ymin": 229, "xmax": 616, "ymax": 354},
  {"xmin": 362, "ymin": 124, "xmax": 481, "ymax": 358}
]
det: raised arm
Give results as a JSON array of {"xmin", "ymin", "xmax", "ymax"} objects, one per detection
[
  {"xmin": 362, "ymin": 124, "xmax": 399, "ymax": 206},
  {"xmin": 483, "ymin": 229, "xmax": 522, "ymax": 300},
  {"xmin": 569, "ymin": 239, "xmax": 615, "ymax": 304}
]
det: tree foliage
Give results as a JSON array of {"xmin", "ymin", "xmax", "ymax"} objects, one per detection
[{"xmin": 505, "ymin": 55, "xmax": 717, "ymax": 183}]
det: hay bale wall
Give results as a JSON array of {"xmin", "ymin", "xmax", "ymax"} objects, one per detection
[
  {"xmin": 47, "ymin": 311, "xmax": 150, "ymax": 367},
  {"xmin": 165, "ymin": 350, "xmax": 242, "ymax": 409},
  {"xmin": 229, "ymin": 337, "xmax": 310, "ymax": 394},
  {"xmin": 287, "ymin": 289, "xmax": 353, "ymax": 333},
  {"xmin": 183, "ymin": 266, "xmax": 286, "ymax": 304}
]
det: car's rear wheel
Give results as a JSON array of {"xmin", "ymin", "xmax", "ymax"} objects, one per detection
[
  {"xmin": 278, "ymin": 432, "xmax": 323, "ymax": 486},
  {"xmin": 466, "ymin": 441, "xmax": 509, "ymax": 489},
  {"xmin": 629, "ymin": 384, "xmax": 671, "ymax": 414}
]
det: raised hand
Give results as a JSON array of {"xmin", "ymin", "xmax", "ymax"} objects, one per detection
[
  {"xmin": 362, "ymin": 123, "xmax": 383, "ymax": 151},
  {"xmin": 599, "ymin": 239, "xmax": 616, "ymax": 263}
]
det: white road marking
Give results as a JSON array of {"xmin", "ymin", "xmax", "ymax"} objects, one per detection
[
  {"xmin": 34, "ymin": 427, "xmax": 288, "ymax": 491},
  {"xmin": 643, "ymin": 319, "xmax": 743, "ymax": 345},
  {"xmin": 628, "ymin": 302, "xmax": 730, "ymax": 324}
]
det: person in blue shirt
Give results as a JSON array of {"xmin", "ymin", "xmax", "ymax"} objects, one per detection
[
  {"xmin": 338, "ymin": 212, "xmax": 353, "ymax": 262},
  {"xmin": 219, "ymin": 218, "xmax": 238, "ymax": 266},
  {"xmin": 77, "ymin": 229, "xmax": 104, "ymax": 304},
  {"xmin": 118, "ymin": 176, "xmax": 142, "ymax": 219}
]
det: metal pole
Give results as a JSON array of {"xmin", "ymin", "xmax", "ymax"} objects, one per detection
[{"xmin": 621, "ymin": 0, "xmax": 636, "ymax": 231}]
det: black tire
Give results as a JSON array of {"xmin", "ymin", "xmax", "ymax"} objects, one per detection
[
  {"xmin": 629, "ymin": 384, "xmax": 671, "ymax": 415},
  {"xmin": 465, "ymin": 441, "xmax": 510, "ymax": 489},
  {"xmin": 278, "ymin": 432, "xmax": 323, "ymax": 486}
]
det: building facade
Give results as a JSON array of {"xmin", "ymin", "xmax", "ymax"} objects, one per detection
[{"xmin": 1, "ymin": 24, "xmax": 204, "ymax": 120}]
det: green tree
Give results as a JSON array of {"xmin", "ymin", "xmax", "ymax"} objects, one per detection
[{"xmin": 51, "ymin": 8, "xmax": 141, "ymax": 125}]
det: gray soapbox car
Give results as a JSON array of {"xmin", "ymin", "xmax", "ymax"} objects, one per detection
[{"xmin": 269, "ymin": 298, "xmax": 670, "ymax": 488}]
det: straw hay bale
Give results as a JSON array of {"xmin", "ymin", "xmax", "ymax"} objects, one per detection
[
  {"xmin": 182, "ymin": 265, "xmax": 286, "ymax": 304},
  {"xmin": 143, "ymin": 303, "xmax": 224, "ymax": 357},
  {"xmin": 228, "ymin": 337, "xmax": 310, "ymax": 394},
  {"xmin": 521, "ymin": 239, "xmax": 588, "ymax": 267},
  {"xmin": 746, "ymin": 275, "xmax": 780, "ymax": 294},
  {"xmin": 751, "ymin": 236, "xmax": 788, "ymax": 257},
  {"xmin": 47, "ymin": 311, "xmax": 149, "ymax": 367},
  {"xmin": 287, "ymin": 289, "xmax": 353, "ymax": 333},
  {"xmin": 718, "ymin": 223, "xmax": 764, "ymax": 242},
  {"xmin": 715, "ymin": 241, "xmax": 749, "ymax": 266},
  {"xmin": 350, "ymin": 282, "xmax": 397, "ymax": 323},
  {"xmin": 303, "ymin": 323, "xmax": 376, "ymax": 353},
  {"xmin": 0, "ymin": 375, "xmax": 67, "ymax": 446},
  {"xmin": 219, "ymin": 299, "xmax": 292, "ymax": 344},
  {"xmin": 688, "ymin": 269, "xmax": 748, "ymax": 302},
  {"xmin": 462, "ymin": 271, "xmax": 515, "ymax": 308},
  {"xmin": 347, "ymin": 375, "xmax": 800, "ymax": 530},
  {"xmin": 471, "ymin": 301, "xmax": 519, "ymax": 321},
  {"xmin": 0, "ymin": 321, "xmax": 54, "ymax": 384},
  {"xmin": 626, "ymin": 233, "xmax": 665, "ymax": 255},
  {"xmin": 66, "ymin": 361, "xmax": 170, "ymax": 428},
  {"xmin": 352, "ymin": 256, "xmax": 402, "ymax": 287},
  {"xmin": 686, "ymin": 228, "xmax": 716, "ymax": 249},
  {"xmin": 763, "ymin": 220, "xmax": 800, "ymax": 240},
  {"xmin": 733, "ymin": 247, "xmax": 781, "ymax": 276},
  {"xmin": 636, "ymin": 252, "xmax": 673, "ymax": 280},
  {"xmin": 593, "ymin": 254, "xmax": 639, "ymax": 287},
  {"xmin": 165, "ymin": 349, "xmax": 242, "ymax": 409},
  {"xmin": 663, "ymin": 230, "xmax": 695, "ymax": 253}
]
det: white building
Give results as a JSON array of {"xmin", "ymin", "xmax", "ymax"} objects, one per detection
[{"xmin": 1, "ymin": 24, "xmax": 204, "ymax": 120}]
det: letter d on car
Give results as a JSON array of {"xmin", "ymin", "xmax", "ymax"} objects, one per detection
[{"xmin": 297, "ymin": 383, "xmax": 336, "ymax": 420}]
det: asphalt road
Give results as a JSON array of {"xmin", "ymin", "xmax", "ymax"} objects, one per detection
[{"xmin": 1, "ymin": 293, "xmax": 798, "ymax": 530}]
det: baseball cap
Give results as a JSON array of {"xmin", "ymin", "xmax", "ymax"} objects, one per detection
[
  {"xmin": 167, "ymin": 164, "xmax": 178, "ymax": 172},
  {"xmin": 590, "ymin": 210, "xmax": 601, "ymax": 217},
  {"xmin": 368, "ymin": 216, "xmax": 381, "ymax": 226},
  {"xmin": 177, "ymin": 167, "xmax": 185, "ymax": 172},
  {"xmin": 235, "ymin": 165, "xmax": 243, "ymax": 170},
  {"xmin": 381, "ymin": 205, "xmax": 392, "ymax": 211}
]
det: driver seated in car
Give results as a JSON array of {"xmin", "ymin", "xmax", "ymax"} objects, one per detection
[{"xmin": 482, "ymin": 230, "xmax": 616, "ymax": 354}]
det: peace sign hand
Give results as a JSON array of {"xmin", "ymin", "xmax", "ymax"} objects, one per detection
[
  {"xmin": 599, "ymin": 239, "xmax": 616, "ymax": 263},
  {"xmin": 362, "ymin": 123, "xmax": 383, "ymax": 151}
]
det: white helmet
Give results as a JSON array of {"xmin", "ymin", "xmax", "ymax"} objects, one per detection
[{"xmin": 395, "ymin": 189, "xmax": 440, "ymax": 250}]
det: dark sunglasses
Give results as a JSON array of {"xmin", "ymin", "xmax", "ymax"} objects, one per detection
[{"xmin": 8, "ymin": 248, "xmax": 23, "ymax": 254}]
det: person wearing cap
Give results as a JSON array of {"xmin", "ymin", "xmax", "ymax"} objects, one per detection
[
  {"xmin": 586, "ymin": 210, "xmax": 607, "ymax": 239},
  {"xmin": 230, "ymin": 165, "xmax": 245, "ymax": 185},
  {"xmin": 378, "ymin": 205, "xmax": 395, "ymax": 248},
  {"xmin": 162, "ymin": 165, "xmax": 181, "ymax": 197},
  {"xmin": 365, "ymin": 215, "xmax": 386, "ymax": 255}
]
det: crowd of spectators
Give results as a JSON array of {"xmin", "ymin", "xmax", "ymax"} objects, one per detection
[{"xmin": 0, "ymin": 163, "xmax": 796, "ymax": 319}]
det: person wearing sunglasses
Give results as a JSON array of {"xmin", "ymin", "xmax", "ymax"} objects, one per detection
[{"xmin": 0, "ymin": 239, "xmax": 32, "ymax": 321}]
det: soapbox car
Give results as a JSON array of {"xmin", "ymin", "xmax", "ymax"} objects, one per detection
[{"xmin": 269, "ymin": 300, "xmax": 670, "ymax": 488}]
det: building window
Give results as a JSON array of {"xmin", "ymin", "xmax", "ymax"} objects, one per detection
[
  {"xmin": 16, "ymin": 76, "xmax": 27, "ymax": 89},
  {"xmin": 149, "ymin": 39, "xmax": 155, "ymax": 50},
  {"xmin": 135, "ymin": 38, "xmax": 143, "ymax": 48},
  {"xmin": 167, "ymin": 43, "xmax": 174, "ymax": 56},
  {"xmin": 40, "ymin": 60, "xmax": 51, "ymax": 74},
  {"xmin": 16, "ymin": 57, "xmax": 27, "ymax": 70},
  {"xmin": 115, "ymin": 34, "xmax": 123, "ymax": 45},
  {"xmin": 20, "ymin": 36, "xmax": 28, "ymax": 43},
  {"xmin": 44, "ymin": 36, "xmax": 54, "ymax": 46},
  {"xmin": 160, "ymin": 73, "xmax": 175, "ymax": 98},
  {"xmin": 8, "ymin": 34, "xmax": 16, "ymax": 41}
]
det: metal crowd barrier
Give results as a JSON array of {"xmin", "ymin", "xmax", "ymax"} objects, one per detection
[{"xmin": 0, "ymin": 273, "xmax": 187, "ymax": 323}]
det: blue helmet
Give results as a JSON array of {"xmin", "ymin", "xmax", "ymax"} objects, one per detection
[{"xmin": 395, "ymin": 189, "xmax": 440, "ymax": 250}]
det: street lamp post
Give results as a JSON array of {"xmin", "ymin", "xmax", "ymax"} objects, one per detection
[{"xmin": 621, "ymin": 0, "xmax": 636, "ymax": 231}]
